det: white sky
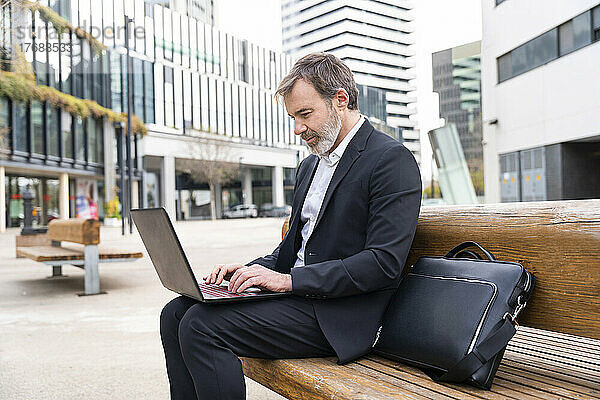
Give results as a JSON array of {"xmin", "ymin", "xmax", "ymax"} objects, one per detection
[
  {"xmin": 214, "ymin": 0, "xmax": 483, "ymax": 182},
  {"xmin": 214, "ymin": 0, "xmax": 283, "ymax": 52},
  {"xmin": 414, "ymin": 0, "xmax": 482, "ymax": 182}
]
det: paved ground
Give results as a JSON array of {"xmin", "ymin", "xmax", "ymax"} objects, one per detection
[{"xmin": 0, "ymin": 218, "xmax": 288, "ymax": 400}]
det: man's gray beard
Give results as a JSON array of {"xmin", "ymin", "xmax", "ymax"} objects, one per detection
[{"xmin": 308, "ymin": 108, "xmax": 342, "ymax": 156}]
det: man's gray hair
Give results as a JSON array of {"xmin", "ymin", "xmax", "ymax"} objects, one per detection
[{"xmin": 275, "ymin": 53, "xmax": 359, "ymax": 110}]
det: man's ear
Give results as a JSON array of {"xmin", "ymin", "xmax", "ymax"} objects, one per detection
[{"xmin": 333, "ymin": 88, "xmax": 350, "ymax": 111}]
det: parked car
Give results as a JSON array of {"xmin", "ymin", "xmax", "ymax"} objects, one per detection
[
  {"xmin": 260, "ymin": 203, "xmax": 292, "ymax": 218},
  {"xmin": 222, "ymin": 204, "xmax": 258, "ymax": 219}
]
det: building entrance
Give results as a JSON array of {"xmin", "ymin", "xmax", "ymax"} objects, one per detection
[{"xmin": 5, "ymin": 176, "xmax": 60, "ymax": 228}]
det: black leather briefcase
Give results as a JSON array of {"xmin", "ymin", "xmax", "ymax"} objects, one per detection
[{"xmin": 373, "ymin": 242, "xmax": 535, "ymax": 389}]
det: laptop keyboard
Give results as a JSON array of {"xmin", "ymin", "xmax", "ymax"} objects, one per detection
[{"xmin": 199, "ymin": 282, "xmax": 262, "ymax": 298}]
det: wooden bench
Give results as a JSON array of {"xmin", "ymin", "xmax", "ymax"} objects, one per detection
[
  {"xmin": 241, "ymin": 200, "xmax": 600, "ymax": 399},
  {"xmin": 16, "ymin": 218, "xmax": 143, "ymax": 296}
]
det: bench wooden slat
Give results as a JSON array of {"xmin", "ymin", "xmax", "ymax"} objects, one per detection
[
  {"xmin": 493, "ymin": 375, "xmax": 569, "ymax": 400},
  {"xmin": 367, "ymin": 355, "xmax": 595, "ymax": 400},
  {"xmin": 365, "ymin": 356, "xmax": 548, "ymax": 400},
  {"xmin": 48, "ymin": 218, "xmax": 100, "ymax": 245},
  {"xmin": 241, "ymin": 357, "xmax": 432, "ymax": 400},
  {"xmin": 242, "ymin": 347, "xmax": 600, "ymax": 400},
  {"xmin": 16, "ymin": 245, "xmax": 143, "ymax": 263},
  {"xmin": 510, "ymin": 335, "xmax": 600, "ymax": 358},
  {"xmin": 516, "ymin": 326, "xmax": 600, "ymax": 351},
  {"xmin": 16, "ymin": 246, "xmax": 84, "ymax": 262},
  {"xmin": 353, "ymin": 358, "xmax": 483, "ymax": 400},
  {"xmin": 407, "ymin": 200, "xmax": 600, "ymax": 340},
  {"xmin": 495, "ymin": 370, "xmax": 595, "ymax": 400},
  {"xmin": 503, "ymin": 350, "xmax": 600, "ymax": 385},
  {"xmin": 501, "ymin": 359, "xmax": 600, "ymax": 393},
  {"xmin": 340, "ymin": 361, "xmax": 452, "ymax": 399},
  {"xmin": 499, "ymin": 364, "xmax": 600, "ymax": 398},
  {"xmin": 507, "ymin": 341, "xmax": 600, "ymax": 370}
]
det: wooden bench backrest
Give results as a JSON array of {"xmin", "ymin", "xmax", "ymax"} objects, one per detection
[
  {"xmin": 48, "ymin": 218, "xmax": 100, "ymax": 245},
  {"xmin": 281, "ymin": 200, "xmax": 600, "ymax": 340}
]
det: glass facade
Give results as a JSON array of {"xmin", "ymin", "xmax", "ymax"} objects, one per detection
[
  {"xmin": 433, "ymin": 41, "xmax": 484, "ymax": 196},
  {"xmin": 498, "ymin": 7, "xmax": 599, "ymax": 83},
  {"xmin": 1, "ymin": 0, "xmax": 296, "ymax": 227}
]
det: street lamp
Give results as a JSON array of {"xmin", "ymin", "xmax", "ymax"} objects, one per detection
[
  {"xmin": 239, "ymin": 157, "xmax": 245, "ymax": 204},
  {"xmin": 125, "ymin": 15, "xmax": 134, "ymax": 234},
  {"xmin": 113, "ymin": 120, "xmax": 126, "ymax": 235}
]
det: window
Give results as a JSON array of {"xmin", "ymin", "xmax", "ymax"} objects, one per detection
[
  {"xmin": 60, "ymin": 30, "xmax": 72, "ymax": 94},
  {"xmin": 205, "ymin": 25, "xmax": 213, "ymax": 74},
  {"xmin": 144, "ymin": 1, "xmax": 154, "ymax": 18},
  {"xmin": 82, "ymin": 41, "xmax": 91, "ymax": 99},
  {"xmin": 559, "ymin": 11, "xmax": 591, "ymax": 56},
  {"xmin": 182, "ymin": 70, "xmax": 192, "ymax": 130},
  {"xmin": 238, "ymin": 40, "xmax": 249, "ymax": 83},
  {"xmin": 62, "ymin": 111, "xmax": 73, "ymax": 159},
  {"xmin": 14, "ymin": 102, "xmax": 28, "ymax": 152},
  {"xmin": 48, "ymin": 24, "xmax": 60, "ymax": 89},
  {"xmin": 110, "ymin": 52, "xmax": 122, "ymax": 113},
  {"xmin": 75, "ymin": 117, "xmax": 85, "ymax": 161},
  {"xmin": 88, "ymin": 118, "xmax": 97, "ymax": 163},
  {"xmin": 174, "ymin": 69, "xmax": 183, "ymax": 129},
  {"xmin": 163, "ymin": 8, "xmax": 173, "ymax": 61},
  {"xmin": 498, "ymin": 4, "xmax": 599, "ymax": 83},
  {"xmin": 0, "ymin": 97, "xmax": 9, "ymax": 152},
  {"xmin": 133, "ymin": 58, "xmax": 144, "ymax": 118},
  {"xmin": 87, "ymin": 117, "xmax": 103, "ymax": 163},
  {"xmin": 47, "ymin": 107, "xmax": 59, "ymax": 157},
  {"xmin": 209, "ymin": 77, "xmax": 217, "ymax": 133},
  {"xmin": 121, "ymin": 54, "xmax": 128, "ymax": 114},
  {"xmin": 593, "ymin": 5, "xmax": 600, "ymax": 41},
  {"xmin": 191, "ymin": 73, "xmax": 201, "ymax": 129},
  {"xmin": 71, "ymin": 38, "xmax": 82, "ymax": 97},
  {"xmin": 164, "ymin": 66, "xmax": 174, "ymax": 127},
  {"xmin": 32, "ymin": 101, "xmax": 44, "ymax": 154},
  {"xmin": 91, "ymin": 53, "xmax": 103, "ymax": 104},
  {"xmin": 144, "ymin": 61, "xmax": 155, "ymax": 124},
  {"xmin": 33, "ymin": 10, "xmax": 48, "ymax": 87}
]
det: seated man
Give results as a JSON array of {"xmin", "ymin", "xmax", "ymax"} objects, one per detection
[{"xmin": 160, "ymin": 53, "xmax": 422, "ymax": 400}]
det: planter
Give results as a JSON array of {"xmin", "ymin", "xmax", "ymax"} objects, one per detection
[{"xmin": 104, "ymin": 217, "xmax": 121, "ymax": 227}]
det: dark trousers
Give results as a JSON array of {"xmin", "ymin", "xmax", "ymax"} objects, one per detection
[{"xmin": 160, "ymin": 295, "xmax": 336, "ymax": 400}]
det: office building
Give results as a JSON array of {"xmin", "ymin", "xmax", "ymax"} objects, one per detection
[
  {"xmin": 481, "ymin": 0, "xmax": 600, "ymax": 203},
  {"xmin": 0, "ymin": 0, "xmax": 305, "ymax": 231},
  {"xmin": 281, "ymin": 0, "xmax": 419, "ymax": 163},
  {"xmin": 432, "ymin": 41, "xmax": 483, "ymax": 197}
]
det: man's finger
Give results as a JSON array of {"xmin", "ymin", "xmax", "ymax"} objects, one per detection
[
  {"xmin": 229, "ymin": 268, "xmax": 259, "ymax": 292},
  {"xmin": 236, "ymin": 276, "xmax": 261, "ymax": 293},
  {"xmin": 227, "ymin": 266, "xmax": 248, "ymax": 290},
  {"xmin": 207, "ymin": 265, "xmax": 220, "ymax": 284},
  {"xmin": 229, "ymin": 269, "xmax": 250, "ymax": 292},
  {"xmin": 216, "ymin": 265, "xmax": 235, "ymax": 285}
]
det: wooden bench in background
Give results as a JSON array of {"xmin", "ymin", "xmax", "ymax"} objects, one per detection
[
  {"xmin": 242, "ymin": 200, "xmax": 600, "ymax": 399},
  {"xmin": 16, "ymin": 219, "xmax": 142, "ymax": 296}
]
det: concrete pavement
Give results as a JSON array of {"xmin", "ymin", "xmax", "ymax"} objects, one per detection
[{"xmin": 0, "ymin": 218, "xmax": 288, "ymax": 400}]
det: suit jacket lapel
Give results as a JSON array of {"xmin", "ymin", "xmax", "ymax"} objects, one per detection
[
  {"xmin": 288, "ymin": 155, "xmax": 319, "ymax": 250},
  {"xmin": 312, "ymin": 120, "xmax": 373, "ymax": 232}
]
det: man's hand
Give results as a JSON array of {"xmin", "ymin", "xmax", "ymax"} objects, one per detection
[
  {"xmin": 203, "ymin": 264, "xmax": 246, "ymax": 286},
  {"xmin": 228, "ymin": 264, "xmax": 292, "ymax": 293}
]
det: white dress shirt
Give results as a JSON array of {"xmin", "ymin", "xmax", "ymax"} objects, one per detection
[{"xmin": 293, "ymin": 116, "xmax": 365, "ymax": 268}]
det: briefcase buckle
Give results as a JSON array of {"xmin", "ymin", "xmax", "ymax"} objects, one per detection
[{"xmin": 504, "ymin": 296, "xmax": 527, "ymax": 328}]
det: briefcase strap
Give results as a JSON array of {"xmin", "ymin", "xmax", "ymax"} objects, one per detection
[{"xmin": 423, "ymin": 317, "xmax": 517, "ymax": 383}]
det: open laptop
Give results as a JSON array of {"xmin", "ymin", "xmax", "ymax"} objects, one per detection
[{"xmin": 131, "ymin": 207, "xmax": 290, "ymax": 303}]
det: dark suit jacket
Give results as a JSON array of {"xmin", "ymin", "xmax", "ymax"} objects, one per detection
[{"xmin": 247, "ymin": 119, "xmax": 422, "ymax": 364}]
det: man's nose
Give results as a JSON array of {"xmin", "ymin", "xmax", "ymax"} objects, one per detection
[{"xmin": 294, "ymin": 121, "xmax": 307, "ymax": 136}]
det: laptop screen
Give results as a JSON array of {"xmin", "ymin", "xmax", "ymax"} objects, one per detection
[{"xmin": 131, "ymin": 208, "xmax": 203, "ymax": 300}]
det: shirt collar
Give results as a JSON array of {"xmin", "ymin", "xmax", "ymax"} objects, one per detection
[{"xmin": 320, "ymin": 115, "xmax": 365, "ymax": 167}]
